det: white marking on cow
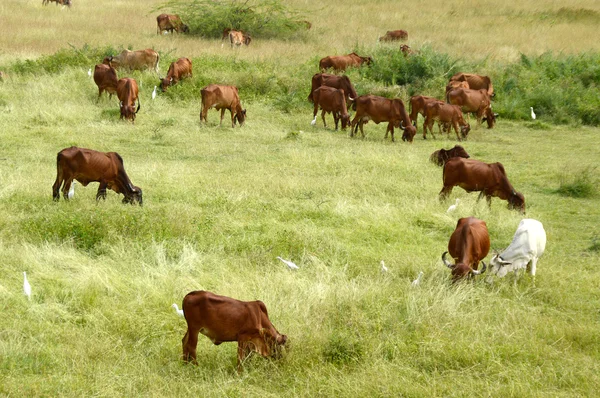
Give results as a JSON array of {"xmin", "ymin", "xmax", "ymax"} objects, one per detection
[
  {"xmin": 277, "ymin": 256, "xmax": 299, "ymax": 270},
  {"xmin": 23, "ymin": 272, "xmax": 31, "ymax": 300}
]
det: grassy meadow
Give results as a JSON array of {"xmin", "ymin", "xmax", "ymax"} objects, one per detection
[{"xmin": 1, "ymin": 0, "xmax": 600, "ymax": 396}]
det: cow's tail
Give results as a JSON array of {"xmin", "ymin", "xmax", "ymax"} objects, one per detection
[
  {"xmin": 53, "ymin": 152, "xmax": 64, "ymax": 200},
  {"xmin": 155, "ymin": 53, "xmax": 160, "ymax": 73}
]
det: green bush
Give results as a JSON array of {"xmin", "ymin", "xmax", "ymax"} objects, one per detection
[
  {"xmin": 322, "ymin": 332, "xmax": 364, "ymax": 365},
  {"xmin": 556, "ymin": 167, "xmax": 598, "ymax": 198}
]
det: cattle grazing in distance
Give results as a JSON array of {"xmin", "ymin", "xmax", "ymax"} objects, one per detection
[
  {"xmin": 423, "ymin": 102, "xmax": 470, "ymax": 140},
  {"xmin": 440, "ymin": 158, "xmax": 525, "ymax": 213},
  {"xmin": 379, "ymin": 30, "xmax": 408, "ymax": 42},
  {"xmin": 116, "ymin": 78, "xmax": 140, "ymax": 122},
  {"xmin": 409, "ymin": 95, "xmax": 444, "ymax": 129},
  {"xmin": 429, "ymin": 145, "xmax": 470, "ymax": 167},
  {"xmin": 229, "ymin": 30, "xmax": 251, "ymax": 47},
  {"xmin": 93, "ymin": 64, "xmax": 118, "ymax": 100},
  {"xmin": 159, "ymin": 57, "xmax": 192, "ymax": 92},
  {"xmin": 442, "ymin": 217, "xmax": 490, "ymax": 281},
  {"xmin": 350, "ymin": 95, "xmax": 416, "ymax": 142},
  {"xmin": 319, "ymin": 53, "xmax": 372, "ymax": 73},
  {"xmin": 449, "ymin": 73, "xmax": 494, "ymax": 98},
  {"xmin": 42, "ymin": 0, "xmax": 71, "ymax": 7},
  {"xmin": 489, "ymin": 219, "xmax": 546, "ymax": 279},
  {"xmin": 52, "ymin": 146, "xmax": 142, "ymax": 205},
  {"xmin": 200, "ymin": 84, "xmax": 246, "ymax": 127},
  {"xmin": 311, "ymin": 86, "xmax": 350, "ymax": 130},
  {"xmin": 447, "ymin": 88, "xmax": 497, "ymax": 128},
  {"xmin": 156, "ymin": 14, "xmax": 189, "ymax": 35},
  {"xmin": 103, "ymin": 49, "xmax": 160, "ymax": 73},
  {"xmin": 307, "ymin": 73, "xmax": 357, "ymax": 106},
  {"xmin": 181, "ymin": 291, "xmax": 287, "ymax": 372}
]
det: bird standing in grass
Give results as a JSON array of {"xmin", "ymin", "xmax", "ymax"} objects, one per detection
[
  {"xmin": 411, "ymin": 271, "xmax": 423, "ymax": 286},
  {"xmin": 172, "ymin": 303, "xmax": 184, "ymax": 317},
  {"xmin": 380, "ymin": 260, "xmax": 388, "ymax": 273},
  {"xmin": 152, "ymin": 86, "xmax": 157, "ymax": 100},
  {"xmin": 68, "ymin": 180, "xmax": 76, "ymax": 199},
  {"xmin": 277, "ymin": 256, "xmax": 299, "ymax": 270},
  {"xmin": 23, "ymin": 272, "xmax": 31, "ymax": 300},
  {"xmin": 447, "ymin": 198, "xmax": 460, "ymax": 213},
  {"xmin": 530, "ymin": 107, "xmax": 536, "ymax": 120},
  {"xmin": 87, "ymin": 68, "xmax": 92, "ymax": 77}
]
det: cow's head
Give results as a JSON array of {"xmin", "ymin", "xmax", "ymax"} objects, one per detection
[
  {"xmin": 508, "ymin": 191, "xmax": 525, "ymax": 213},
  {"xmin": 159, "ymin": 76, "xmax": 173, "ymax": 92},
  {"xmin": 361, "ymin": 56, "xmax": 373, "ymax": 66},
  {"xmin": 400, "ymin": 120, "xmax": 417, "ymax": 142},
  {"xmin": 460, "ymin": 123, "xmax": 471, "ymax": 139},
  {"xmin": 442, "ymin": 251, "xmax": 486, "ymax": 282},
  {"xmin": 482, "ymin": 108, "xmax": 496, "ymax": 129},
  {"xmin": 181, "ymin": 24, "xmax": 190, "ymax": 33},
  {"xmin": 235, "ymin": 109, "xmax": 246, "ymax": 126},
  {"xmin": 259, "ymin": 328, "xmax": 288, "ymax": 359},
  {"xmin": 119, "ymin": 100, "xmax": 140, "ymax": 122},
  {"xmin": 243, "ymin": 35, "xmax": 252, "ymax": 46},
  {"xmin": 450, "ymin": 145, "xmax": 470, "ymax": 160},
  {"xmin": 122, "ymin": 186, "xmax": 143, "ymax": 206},
  {"xmin": 489, "ymin": 253, "xmax": 513, "ymax": 278}
]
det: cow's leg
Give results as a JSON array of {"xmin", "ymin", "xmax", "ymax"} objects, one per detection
[
  {"xmin": 321, "ymin": 110, "xmax": 327, "ymax": 128},
  {"xmin": 422, "ymin": 117, "xmax": 428, "ymax": 139},
  {"xmin": 62, "ymin": 179, "xmax": 73, "ymax": 200},
  {"xmin": 237, "ymin": 339, "xmax": 253, "ymax": 373},
  {"xmin": 486, "ymin": 194, "xmax": 492, "ymax": 208},
  {"xmin": 333, "ymin": 112, "xmax": 340, "ymax": 131},
  {"xmin": 219, "ymin": 108, "xmax": 225, "ymax": 126},
  {"xmin": 200, "ymin": 106, "xmax": 207, "ymax": 123},
  {"xmin": 52, "ymin": 173, "xmax": 64, "ymax": 201},
  {"xmin": 350, "ymin": 115, "xmax": 359, "ymax": 137},
  {"xmin": 182, "ymin": 327, "xmax": 200, "ymax": 364},
  {"xmin": 359, "ymin": 121, "xmax": 365, "ymax": 138},
  {"xmin": 453, "ymin": 121, "xmax": 461, "ymax": 141},
  {"xmin": 97, "ymin": 88, "xmax": 103, "ymax": 101},
  {"xmin": 476, "ymin": 190, "xmax": 485, "ymax": 203},
  {"xmin": 230, "ymin": 109, "xmax": 236, "ymax": 128},
  {"xmin": 96, "ymin": 181, "xmax": 108, "ymax": 202},
  {"xmin": 439, "ymin": 185, "xmax": 453, "ymax": 201},
  {"xmin": 530, "ymin": 257, "xmax": 538, "ymax": 277}
]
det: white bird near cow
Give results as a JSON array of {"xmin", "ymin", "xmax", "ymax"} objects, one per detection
[
  {"xmin": 380, "ymin": 260, "xmax": 388, "ymax": 273},
  {"xmin": 446, "ymin": 198, "xmax": 460, "ymax": 213},
  {"xmin": 489, "ymin": 219, "xmax": 546, "ymax": 281},
  {"xmin": 172, "ymin": 303, "xmax": 184, "ymax": 317},
  {"xmin": 411, "ymin": 271, "xmax": 423, "ymax": 286},
  {"xmin": 530, "ymin": 107, "xmax": 536, "ymax": 120},
  {"xmin": 67, "ymin": 180, "xmax": 76, "ymax": 199},
  {"xmin": 23, "ymin": 272, "xmax": 31, "ymax": 300},
  {"xmin": 152, "ymin": 86, "xmax": 157, "ymax": 100},
  {"xmin": 277, "ymin": 256, "xmax": 299, "ymax": 270},
  {"xmin": 310, "ymin": 116, "xmax": 317, "ymax": 126},
  {"xmin": 87, "ymin": 68, "xmax": 92, "ymax": 77}
]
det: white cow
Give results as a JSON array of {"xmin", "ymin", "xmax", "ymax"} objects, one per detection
[{"xmin": 489, "ymin": 219, "xmax": 546, "ymax": 278}]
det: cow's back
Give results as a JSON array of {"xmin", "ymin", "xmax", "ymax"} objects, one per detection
[{"xmin": 202, "ymin": 84, "xmax": 238, "ymax": 108}]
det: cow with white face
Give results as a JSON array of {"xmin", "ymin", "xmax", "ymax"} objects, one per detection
[{"xmin": 489, "ymin": 219, "xmax": 546, "ymax": 279}]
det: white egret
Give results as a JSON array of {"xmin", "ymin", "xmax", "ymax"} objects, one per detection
[
  {"xmin": 87, "ymin": 68, "xmax": 92, "ymax": 77},
  {"xmin": 530, "ymin": 107, "xmax": 536, "ymax": 120},
  {"xmin": 310, "ymin": 116, "xmax": 317, "ymax": 126},
  {"xmin": 67, "ymin": 180, "xmax": 76, "ymax": 199},
  {"xmin": 446, "ymin": 198, "xmax": 460, "ymax": 213},
  {"xmin": 172, "ymin": 303, "xmax": 184, "ymax": 317},
  {"xmin": 152, "ymin": 86, "xmax": 157, "ymax": 100},
  {"xmin": 380, "ymin": 260, "xmax": 388, "ymax": 273},
  {"xmin": 23, "ymin": 272, "xmax": 31, "ymax": 300},
  {"xmin": 277, "ymin": 256, "xmax": 299, "ymax": 270},
  {"xmin": 411, "ymin": 271, "xmax": 423, "ymax": 287}
]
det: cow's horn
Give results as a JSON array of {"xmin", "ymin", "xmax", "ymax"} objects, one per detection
[
  {"xmin": 442, "ymin": 252, "xmax": 453, "ymax": 268},
  {"xmin": 399, "ymin": 120, "xmax": 406, "ymax": 130},
  {"xmin": 348, "ymin": 97, "xmax": 354, "ymax": 101},
  {"xmin": 136, "ymin": 99, "xmax": 141, "ymax": 113},
  {"xmin": 471, "ymin": 261, "xmax": 487, "ymax": 275},
  {"xmin": 119, "ymin": 101, "xmax": 123, "ymax": 108}
]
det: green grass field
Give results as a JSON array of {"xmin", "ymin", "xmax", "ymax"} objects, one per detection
[{"xmin": 1, "ymin": 0, "xmax": 599, "ymax": 396}]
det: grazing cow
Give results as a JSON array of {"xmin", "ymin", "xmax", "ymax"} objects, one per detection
[
  {"xmin": 116, "ymin": 78, "xmax": 140, "ymax": 122},
  {"xmin": 378, "ymin": 30, "xmax": 408, "ymax": 41},
  {"xmin": 400, "ymin": 44, "xmax": 413, "ymax": 56},
  {"xmin": 449, "ymin": 73, "xmax": 494, "ymax": 97},
  {"xmin": 156, "ymin": 14, "xmax": 189, "ymax": 35},
  {"xmin": 423, "ymin": 102, "xmax": 471, "ymax": 140},
  {"xmin": 52, "ymin": 146, "xmax": 142, "ymax": 205},
  {"xmin": 159, "ymin": 57, "xmax": 192, "ymax": 92},
  {"xmin": 319, "ymin": 52, "xmax": 372, "ymax": 73},
  {"xmin": 181, "ymin": 290, "xmax": 287, "ymax": 372},
  {"xmin": 409, "ymin": 95, "xmax": 444, "ymax": 129},
  {"xmin": 442, "ymin": 217, "xmax": 490, "ymax": 281},
  {"xmin": 42, "ymin": 0, "xmax": 71, "ymax": 7},
  {"xmin": 350, "ymin": 95, "xmax": 416, "ymax": 142},
  {"xmin": 429, "ymin": 145, "xmax": 470, "ymax": 167},
  {"xmin": 447, "ymin": 88, "xmax": 497, "ymax": 128},
  {"xmin": 310, "ymin": 86, "xmax": 350, "ymax": 130},
  {"xmin": 440, "ymin": 158, "xmax": 525, "ymax": 213},
  {"xmin": 307, "ymin": 73, "xmax": 357, "ymax": 105},
  {"xmin": 445, "ymin": 80, "xmax": 469, "ymax": 100},
  {"xmin": 301, "ymin": 20, "xmax": 312, "ymax": 30},
  {"xmin": 103, "ymin": 49, "xmax": 160, "ymax": 73},
  {"xmin": 93, "ymin": 64, "xmax": 118, "ymax": 100},
  {"xmin": 200, "ymin": 84, "xmax": 246, "ymax": 127},
  {"xmin": 489, "ymin": 219, "xmax": 546, "ymax": 279},
  {"xmin": 229, "ymin": 30, "xmax": 251, "ymax": 47}
]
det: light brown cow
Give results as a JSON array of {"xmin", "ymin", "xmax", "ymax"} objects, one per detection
[
  {"xmin": 103, "ymin": 49, "xmax": 160, "ymax": 73},
  {"xmin": 156, "ymin": 14, "xmax": 189, "ymax": 35},
  {"xmin": 423, "ymin": 102, "xmax": 471, "ymax": 140},
  {"xmin": 307, "ymin": 73, "xmax": 357, "ymax": 105},
  {"xmin": 442, "ymin": 217, "xmax": 490, "ymax": 282},
  {"xmin": 449, "ymin": 73, "xmax": 494, "ymax": 97},
  {"xmin": 181, "ymin": 290, "xmax": 287, "ymax": 372},
  {"xmin": 445, "ymin": 80, "xmax": 469, "ymax": 101},
  {"xmin": 229, "ymin": 30, "xmax": 251, "ymax": 47},
  {"xmin": 409, "ymin": 95, "xmax": 444, "ymax": 129},
  {"xmin": 350, "ymin": 95, "xmax": 415, "ymax": 142},
  {"xmin": 311, "ymin": 86, "xmax": 350, "ymax": 130},
  {"xmin": 319, "ymin": 53, "xmax": 372, "ymax": 73},
  {"xmin": 116, "ymin": 78, "xmax": 140, "ymax": 122},
  {"xmin": 200, "ymin": 84, "xmax": 246, "ymax": 127},
  {"xmin": 379, "ymin": 30, "xmax": 408, "ymax": 41},
  {"xmin": 52, "ymin": 146, "xmax": 142, "ymax": 205},
  {"xmin": 93, "ymin": 64, "xmax": 118, "ymax": 100},
  {"xmin": 159, "ymin": 57, "xmax": 192, "ymax": 92},
  {"xmin": 447, "ymin": 88, "xmax": 496, "ymax": 128}
]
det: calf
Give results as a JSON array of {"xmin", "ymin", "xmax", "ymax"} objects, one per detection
[
  {"xmin": 447, "ymin": 88, "xmax": 497, "ymax": 128},
  {"xmin": 409, "ymin": 95, "xmax": 444, "ymax": 129},
  {"xmin": 93, "ymin": 64, "xmax": 118, "ymax": 100},
  {"xmin": 200, "ymin": 84, "xmax": 246, "ymax": 127},
  {"xmin": 311, "ymin": 86, "xmax": 350, "ymax": 130},
  {"xmin": 429, "ymin": 145, "xmax": 470, "ymax": 167},
  {"xmin": 307, "ymin": 73, "xmax": 357, "ymax": 105},
  {"xmin": 442, "ymin": 217, "xmax": 490, "ymax": 281},
  {"xmin": 159, "ymin": 57, "xmax": 192, "ymax": 92},
  {"xmin": 116, "ymin": 78, "xmax": 140, "ymax": 122},
  {"xmin": 319, "ymin": 52, "xmax": 372, "ymax": 73},
  {"xmin": 378, "ymin": 30, "xmax": 408, "ymax": 41},
  {"xmin": 52, "ymin": 146, "xmax": 142, "ymax": 205},
  {"xmin": 181, "ymin": 290, "xmax": 287, "ymax": 372},
  {"xmin": 423, "ymin": 102, "xmax": 470, "ymax": 140},
  {"xmin": 156, "ymin": 14, "xmax": 189, "ymax": 34},
  {"xmin": 350, "ymin": 95, "xmax": 415, "ymax": 142}
]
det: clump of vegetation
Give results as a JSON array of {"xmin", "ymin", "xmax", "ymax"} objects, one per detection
[
  {"xmin": 322, "ymin": 332, "xmax": 364, "ymax": 365},
  {"xmin": 589, "ymin": 235, "xmax": 600, "ymax": 252},
  {"xmin": 556, "ymin": 167, "xmax": 598, "ymax": 198}
]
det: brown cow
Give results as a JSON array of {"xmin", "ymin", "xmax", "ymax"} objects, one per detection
[
  {"xmin": 409, "ymin": 95, "xmax": 444, "ymax": 129},
  {"xmin": 310, "ymin": 86, "xmax": 350, "ymax": 130},
  {"xmin": 103, "ymin": 49, "xmax": 160, "ymax": 73},
  {"xmin": 229, "ymin": 30, "xmax": 251, "ymax": 47},
  {"xmin": 445, "ymin": 80, "xmax": 469, "ymax": 100},
  {"xmin": 52, "ymin": 146, "xmax": 142, "ymax": 205},
  {"xmin": 429, "ymin": 145, "xmax": 470, "ymax": 167},
  {"xmin": 440, "ymin": 158, "xmax": 525, "ymax": 212},
  {"xmin": 442, "ymin": 217, "xmax": 490, "ymax": 281},
  {"xmin": 42, "ymin": 0, "xmax": 71, "ymax": 7},
  {"xmin": 379, "ymin": 30, "xmax": 408, "ymax": 41},
  {"xmin": 307, "ymin": 73, "xmax": 357, "ymax": 105},
  {"xmin": 400, "ymin": 44, "xmax": 413, "ymax": 56},
  {"xmin": 181, "ymin": 290, "xmax": 287, "ymax": 372},
  {"xmin": 449, "ymin": 73, "xmax": 494, "ymax": 97},
  {"xmin": 156, "ymin": 14, "xmax": 189, "ymax": 35},
  {"xmin": 319, "ymin": 52, "xmax": 372, "ymax": 73},
  {"xmin": 423, "ymin": 102, "xmax": 471, "ymax": 140},
  {"xmin": 159, "ymin": 57, "xmax": 192, "ymax": 92},
  {"xmin": 447, "ymin": 88, "xmax": 496, "ymax": 128},
  {"xmin": 200, "ymin": 84, "xmax": 246, "ymax": 127},
  {"xmin": 350, "ymin": 95, "xmax": 416, "ymax": 142},
  {"xmin": 116, "ymin": 78, "xmax": 140, "ymax": 122},
  {"xmin": 93, "ymin": 64, "xmax": 118, "ymax": 100}
]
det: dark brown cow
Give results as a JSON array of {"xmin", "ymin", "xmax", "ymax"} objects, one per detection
[
  {"xmin": 159, "ymin": 57, "xmax": 193, "ymax": 92},
  {"xmin": 319, "ymin": 52, "xmax": 372, "ymax": 73},
  {"xmin": 310, "ymin": 86, "xmax": 350, "ymax": 130},
  {"xmin": 200, "ymin": 84, "xmax": 246, "ymax": 127},
  {"xmin": 350, "ymin": 95, "xmax": 416, "ymax": 142},
  {"xmin": 181, "ymin": 291, "xmax": 287, "ymax": 372},
  {"xmin": 449, "ymin": 73, "xmax": 494, "ymax": 97},
  {"xmin": 379, "ymin": 30, "xmax": 408, "ymax": 41},
  {"xmin": 156, "ymin": 14, "xmax": 189, "ymax": 35},
  {"xmin": 52, "ymin": 146, "xmax": 142, "ymax": 205},
  {"xmin": 447, "ymin": 88, "xmax": 496, "ymax": 128},
  {"xmin": 103, "ymin": 49, "xmax": 160, "ymax": 73},
  {"xmin": 429, "ymin": 145, "xmax": 470, "ymax": 167},
  {"xmin": 93, "ymin": 64, "xmax": 118, "ymax": 100},
  {"xmin": 423, "ymin": 102, "xmax": 471, "ymax": 140},
  {"xmin": 440, "ymin": 158, "xmax": 525, "ymax": 212},
  {"xmin": 307, "ymin": 73, "xmax": 357, "ymax": 104},
  {"xmin": 42, "ymin": 0, "xmax": 71, "ymax": 7},
  {"xmin": 442, "ymin": 217, "xmax": 490, "ymax": 281},
  {"xmin": 116, "ymin": 78, "xmax": 140, "ymax": 122},
  {"xmin": 409, "ymin": 95, "xmax": 444, "ymax": 129}
]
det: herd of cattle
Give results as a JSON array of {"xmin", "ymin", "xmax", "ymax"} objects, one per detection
[{"xmin": 41, "ymin": 17, "xmax": 549, "ymax": 371}]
